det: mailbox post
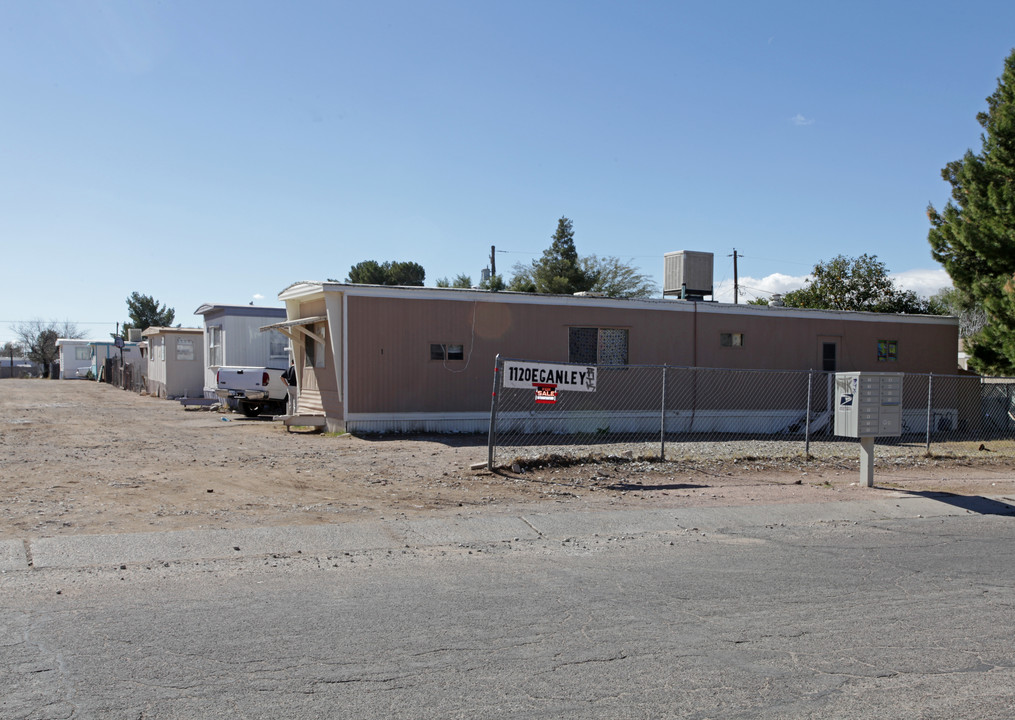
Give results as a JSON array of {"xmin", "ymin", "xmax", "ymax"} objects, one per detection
[{"xmin": 833, "ymin": 372, "xmax": 903, "ymax": 487}]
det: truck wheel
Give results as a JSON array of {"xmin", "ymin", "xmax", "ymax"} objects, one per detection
[{"xmin": 240, "ymin": 402, "xmax": 263, "ymax": 418}]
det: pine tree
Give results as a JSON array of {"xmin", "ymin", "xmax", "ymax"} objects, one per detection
[
  {"xmin": 512, "ymin": 217, "xmax": 596, "ymax": 294},
  {"xmin": 928, "ymin": 49, "xmax": 1015, "ymax": 374},
  {"xmin": 123, "ymin": 292, "xmax": 175, "ymax": 335},
  {"xmin": 346, "ymin": 260, "xmax": 425, "ymax": 286}
]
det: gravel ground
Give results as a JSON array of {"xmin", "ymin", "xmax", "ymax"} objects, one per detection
[{"xmin": 2, "ymin": 378, "xmax": 1014, "ymax": 540}]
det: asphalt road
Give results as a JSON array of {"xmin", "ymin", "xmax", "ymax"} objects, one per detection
[{"xmin": 3, "ymin": 495, "xmax": 1015, "ymax": 719}]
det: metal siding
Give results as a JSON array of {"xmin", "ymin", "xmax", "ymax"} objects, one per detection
[
  {"xmin": 219, "ymin": 314, "xmax": 288, "ymax": 368},
  {"xmin": 344, "ymin": 293, "xmax": 959, "ymax": 417},
  {"xmin": 163, "ymin": 332, "xmax": 205, "ymax": 397},
  {"xmin": 203, "ymin": 311, "xmax": 291, "ymax": 395}
]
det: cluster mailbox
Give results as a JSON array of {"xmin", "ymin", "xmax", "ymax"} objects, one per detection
[
  {"xmin": 834, "ymin": 372, "xmax": 903, "ymax": 438},
  {"xmin": 833, "ymin": 372, "xmax": 904, "ymax": 487}
]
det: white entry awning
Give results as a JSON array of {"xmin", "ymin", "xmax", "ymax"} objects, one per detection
[{"xmin": 259, "ymin": 315, "xmax": 327, "ymax": 343}]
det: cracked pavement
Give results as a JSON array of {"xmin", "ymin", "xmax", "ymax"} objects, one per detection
[{"xmin": 2, "ymin": 499, "xmax": 1015, "ymax": 719}]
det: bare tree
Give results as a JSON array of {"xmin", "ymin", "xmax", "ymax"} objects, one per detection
[{"xmin": 12, "ymin": 320, "xmax": 84, "ymax": 378}]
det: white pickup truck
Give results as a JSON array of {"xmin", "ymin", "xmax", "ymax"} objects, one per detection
[{"xmin": 215, "ymin": 367, "xmax": 291, "ymax": 417}]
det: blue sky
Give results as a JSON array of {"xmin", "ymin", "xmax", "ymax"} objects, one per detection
[{"xmin": 2, "ymin": 1, "xmax": 1014, "ymax": 345}]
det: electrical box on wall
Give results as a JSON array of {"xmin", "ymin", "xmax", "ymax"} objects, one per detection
[{"xmin": 834, "ymin": 372, "xmax": 903, "ymax": 438}]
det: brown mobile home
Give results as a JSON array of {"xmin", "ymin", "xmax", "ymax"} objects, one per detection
[{"xmin": 267, "ymin": 282, "xmax": 959, "ymax": 434}]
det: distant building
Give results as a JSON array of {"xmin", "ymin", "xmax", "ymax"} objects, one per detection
[
  {"xmin": 141, "ymin": 327, "xmax": 205, "ymax": 399},
  {"xmin": 55, "ymin": 338, "xmax": 93, "ymax": 379},
  {"xmin": 194, "ymin": 304, "xmax": 289, "ymax": 400}
]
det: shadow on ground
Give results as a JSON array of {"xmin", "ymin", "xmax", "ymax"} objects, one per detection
[
  {"xmin": 606, "ymin": 482, "xmax": 708, "ymax": 492},
  {"xmin": 897, "ymin": 491, "xmax": 1015, "ymax": 516}
]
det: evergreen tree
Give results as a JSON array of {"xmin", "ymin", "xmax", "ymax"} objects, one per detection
[
  {"xmin": 479, "ymin": 274, "xmax": 506, "ymax": 291},
  {"xmin": 346, "ymin": 260, "xmax": 425, "ymax": 286},
  {"xmin": 928, "ymin": 49, "xmax": 1015, "ymax": 374},
  {"xmin": 436, "ymin": 274, "xmax": 473, "ymax": 288},
  {"xmin": 510, "ymin": 217, "xmax": 597, "ymax": 294},
  {"xmin": 384, "ymin": 261, "xmax": 425, "ymax": 286},
  {"xmin": 346, "ymin": 260, "xmax": 386, "ymax": 284},
  {"xmin": 123, "ymin": 292, "xmax": 175, "ymax": 335}
]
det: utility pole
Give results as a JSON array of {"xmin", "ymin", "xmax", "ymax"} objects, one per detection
[
  {"xmin": 490, "ymin": 245, "xmax": 496, "ymax": 279},
  {"xmin": 729, "ymin": 248, "xmax": 743, "ymax": 303}
]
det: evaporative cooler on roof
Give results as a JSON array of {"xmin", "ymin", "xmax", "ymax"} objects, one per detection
[{"xmin": 663, "ymin": 251, "xmax": 714, "ymax": 300}]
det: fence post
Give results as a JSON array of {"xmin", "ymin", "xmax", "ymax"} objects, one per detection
[
  {"xmin": 660, "ymin": 365, "xmax": 667, "ymax": 461},
  {"xmin": 925, "ymin": 373, "xmax": 933, "ymax": 453},
  {"xmin": 487, "ymin": 354, "xmax": 503, "ymax": 470},
  {"xmin": 804, "ymin": 370, "xmax": 813, "ymax": 458}
]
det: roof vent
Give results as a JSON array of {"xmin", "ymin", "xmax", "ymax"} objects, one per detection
[
  {"xmin": 768, "ymin": 294, "xmax": 784, "ymax": 307},
  {"xmin": 663, "ymin": 251, "xmax": 714, "ymax": 300}
]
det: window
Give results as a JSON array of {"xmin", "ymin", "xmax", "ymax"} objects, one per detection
[
  {"xmin": 720, "ymin": 332, "xmax": 744, "ymax": 347},
  {"xmin": 176, "ymin": 338, "xmax": 195, "ymax": 361},
  {"xmin": 878, "ymin": 340, "xmax": 898, "ymax": 361},
  {"xmin": 822, "ymin": 342, "xmax": 837, "ymax": 372},
  {"xmin": 430, "ymin": 343, "xmax": 465, "ymax": 361},
  {"xmin": 74, "ymin": 346, "xmax": 91, "ymax": 361},
  {"xmin": 304, "ymin": 323, "xmax": 325, "ymax": 368},
  {"xmin": 208, "ymin": 326, "xmax": 222, "ymax": 367},
  {"xmin": 268, "ymin": 332, "xmax": 288, "ymax": 363},
  {"xmin": 568, "ymin": 327, "xmax": 628, "ymax": 365}
]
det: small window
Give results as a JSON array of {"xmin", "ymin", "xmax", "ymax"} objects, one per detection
[
  {"xmin": 878, "ymin": 340, "xmax": 898, "ymax": 361},
  {"xmin": 208, "ymin": 326, "xmax": 222, "ymax": 367},
  {"xmin": 268, "ymin": 333, "xmax": 288, "ymax": 362},
  {"xmin": 75, "ymin": 346, "xmax": 91, "ymax": 361},
  {"xmin": 822, "ymin": 342, "xmax": 837, "ymax": 372},
  {"xmin": 568, "ymin": 327, "xmax": 629, "ymax": 365},
  {"xmin": 720, "ymin": 333, "xmax": 744, "ymax": 347},
  {"xmin": 431, "ymin": 343, "xmax": 465, "ymax": 361},
  {"xmin": 176, "ymin": 338, "xmax": 195, "ymax": 361}
]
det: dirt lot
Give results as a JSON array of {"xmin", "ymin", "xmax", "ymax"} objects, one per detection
[{"xmin": 2, "ymin": 379, "xmax": 1014, "ymax": 540}]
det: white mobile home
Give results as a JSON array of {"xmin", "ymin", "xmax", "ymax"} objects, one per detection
[
  {"xmin": 55, "ymin": 338, "xmax": 93, "ymax": 379},
  {"xmin": 195, "ymin": 304, "xmax": 289, "ymax": 399},
  {"xmin": 141, "ymin": 327, "xmax": 205, "ymax": 398}
]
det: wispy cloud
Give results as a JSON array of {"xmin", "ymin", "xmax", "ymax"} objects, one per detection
[
  {"xmin": 891, "ymin": 268, "xmax": 951, "ymax": 298},
  {"xmin": 252, "ymin": 293, "xmax": 264, "ymax": 300},
  {"xmin": 714, "ymin": 268, "xmax": 952, "ymax": 303},
  {"xmin": 715, "ymin": 273, "xmax": 809, "ymax": 303},
  {"xmin": 792, "ymin": 114, "xmax": 814, "ymax": 126}
]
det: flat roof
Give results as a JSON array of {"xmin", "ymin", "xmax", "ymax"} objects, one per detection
[{"xmin": 276, "ymin": 282, "xmax": 958, "ymax": 327}]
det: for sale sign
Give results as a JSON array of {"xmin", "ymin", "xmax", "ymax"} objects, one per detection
[
  {"xmin": 502, "ymin": 361, "xmax": 597, "ymax": 392},
  {"xmin": 534, "ymin": 383, "xmax": 558, "ymax": 404}
]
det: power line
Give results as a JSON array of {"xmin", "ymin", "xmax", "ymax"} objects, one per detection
[{"xmin": 0, "ymin": 320, "xmax": 116, "ymax": 325}]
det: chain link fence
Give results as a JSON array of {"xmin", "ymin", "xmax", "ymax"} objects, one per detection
[{"xmin": 487, "ymin": 356, "xmax": 1015, "ymax": 468}]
